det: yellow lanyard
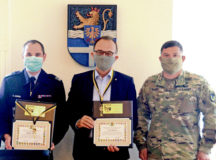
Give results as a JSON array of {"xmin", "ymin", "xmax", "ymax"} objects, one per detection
[
  {"xmin": 92, "ymin": 70, "xmax": 114, "ymax": 103},
  {"xmin": 15, "ymin": 101, "xmax": 56, "ymax": 124}
]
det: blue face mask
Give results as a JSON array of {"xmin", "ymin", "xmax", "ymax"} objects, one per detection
[{"xmin": 24, "ymin": 56, "xmax": 43, "ymax": 72}]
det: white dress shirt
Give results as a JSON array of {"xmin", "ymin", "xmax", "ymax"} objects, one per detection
[{"xmin": 93, "ymin": 69, "xmax": 112, "ymax": 101}]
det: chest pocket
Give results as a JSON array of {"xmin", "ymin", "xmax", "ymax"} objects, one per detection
[
  {"xmin": 175, "ymin": 86, "xmax": 198, "ymax": 114},
  {"xmin": 179, "ymin": 96, "xmax": 197, "ymax": 113}
]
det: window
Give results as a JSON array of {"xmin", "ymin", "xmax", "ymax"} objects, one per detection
[
  {"xmin": 173, "ymin": 0, "xmax": 216, "ymax": 91},
  {"xmin": 173, "ymin": 0, "xmax": 216, "ymax": 158}
]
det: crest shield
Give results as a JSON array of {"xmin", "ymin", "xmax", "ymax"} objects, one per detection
[
  {"xmin": 67, "ymin": 5, "xmax": 117, "ymax": 67},
  {"xmin": 84, "ymin": 25, "xmax": 101, "ymax": 45}
]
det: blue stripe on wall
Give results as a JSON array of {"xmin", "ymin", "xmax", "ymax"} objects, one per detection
[
  {"xmin": 70, "ymin": 53, "xmax": 88, "ymax": 66},
  {"xmin": 68, "ymin": 38, "xmax": 88, "ymax": 47}
]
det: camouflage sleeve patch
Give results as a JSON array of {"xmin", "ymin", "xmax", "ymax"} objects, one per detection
[
  {"xmin": 210, "ymin": 92, "xmax": 216, "ymax": 102},
  {"xmin": 199, "ymin": 81, "xmax": 216, "ymax": 154}
]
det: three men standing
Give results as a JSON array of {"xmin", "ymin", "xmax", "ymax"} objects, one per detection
[{"xmin": 0, "ymin": 38, "xmax": 215, "ymax": 160}]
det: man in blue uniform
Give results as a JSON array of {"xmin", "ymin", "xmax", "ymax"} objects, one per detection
[
  {"xmin": 0, "ymin": 40, "xmax": 67, "ymax": 150},
  {"xmin": 67, "ymin": 36, "xmax": 137, "ymax": 160}
]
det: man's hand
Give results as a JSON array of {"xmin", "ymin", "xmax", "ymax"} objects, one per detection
[
  {"xmin": 4, "ymin": 134, "xmax": 12, "ymax": 150},
  {"xmin": 76, "ymin": 115, "xmax": 94, "ymax": 129},
  {"xmin": 139, "ymin": 148, "xmax": 147, "ymax": 160},
  {"xmin": 50, "ymin": 143, "xmax": 55, "ymax": 150},
  {"xmin": 107, "ymin": 145, "xmax": 120, "ymax": 152},
  {"xmin": 197, "ymin": 151, "xmax": 210, "ymax": 160}
]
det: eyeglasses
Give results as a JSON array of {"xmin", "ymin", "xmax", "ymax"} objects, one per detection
[{"xmin": 94, "ymin": 50, "xmax": 115, "ymax": 57}]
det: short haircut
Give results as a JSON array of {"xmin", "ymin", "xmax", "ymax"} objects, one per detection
[
  {"xmin": 23, "ymin": 40, "xmax": 45, "ymax": 55},
  {"xmin": 160, "ymin": 40, "xmax": 183, "ymax": 53},
  {"xmin": 93, "ymin": 36, "xmax": 118, "ymax": 53}
]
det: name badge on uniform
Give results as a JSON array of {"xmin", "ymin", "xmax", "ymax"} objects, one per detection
[
  {"xmin": 12, "ymin": 95, "xmax": 22, "ymax": 98},
  {"xmin": 38, "ymin": 95, "xmax": 52, "ymax": 99}
]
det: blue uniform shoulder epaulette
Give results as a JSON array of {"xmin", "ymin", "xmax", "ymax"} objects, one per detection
[
  {"xmin": 4, "ymin": 71, "xmax": 22, "ymax": 79},
  {"xmin": 48, "ymin": 74, "xmax": 61, "ymax": 81},
  {"xmin": 12, "ymin": 71, "xmax": 21, "ymax": 74}
]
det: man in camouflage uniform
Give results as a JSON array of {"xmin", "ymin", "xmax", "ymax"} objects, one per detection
[{"xmin": 134, "ymin": 40, "xmax": 216, "ymax": 160}]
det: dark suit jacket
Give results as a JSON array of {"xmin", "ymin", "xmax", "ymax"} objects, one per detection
[{"xmin": 67, "ymin": 70, "xmax": 137, "ymax": 160}]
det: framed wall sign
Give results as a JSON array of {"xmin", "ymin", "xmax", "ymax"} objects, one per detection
[{"xmin": 67, "ymin": 5, "xmax": 117, "ymax": 67}]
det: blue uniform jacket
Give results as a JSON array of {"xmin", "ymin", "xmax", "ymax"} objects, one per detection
[
  {"xmin": 0, "ymin": 69, "xmax": 67, "ymax": 144},
  {"xmin": 67, "ymin": 70, "xmax": 137, "ymax": 160}
]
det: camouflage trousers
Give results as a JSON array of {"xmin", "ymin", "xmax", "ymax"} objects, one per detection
[{"xmin": 147, "ymin": 147, "xmax": 197, "ymax": 160}]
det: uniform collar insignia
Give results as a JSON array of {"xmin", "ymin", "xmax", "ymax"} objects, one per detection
[
  {"xmin": 155, "ymin": 73, "xmax": 165, "ymax": 87},
  {"xmin": 175, "ymin": 71, "xmax": 186, "ymax": 86}
]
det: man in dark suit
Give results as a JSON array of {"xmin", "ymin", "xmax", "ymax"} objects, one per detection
[
  {"xmin": 67, "ymin": 36, "xmax": 137, "ymax": 160},
  {"xmin": 0, "ymin": 40, "xmax": 67, "ymax": 158}
]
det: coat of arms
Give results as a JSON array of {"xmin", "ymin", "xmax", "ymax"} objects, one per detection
[{"xmin": 68, "ymin": 5, "xmax": 117, "ymax": 67}]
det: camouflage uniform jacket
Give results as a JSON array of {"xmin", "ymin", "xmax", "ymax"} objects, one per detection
[{"xmin": 134, "ymin": 71, "xmax": 216, "ymax": 160}]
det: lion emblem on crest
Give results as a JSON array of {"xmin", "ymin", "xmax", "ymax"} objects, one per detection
[{"xmin": 73, "ymin": 7, "xmax": 113, "ymax": 31}]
